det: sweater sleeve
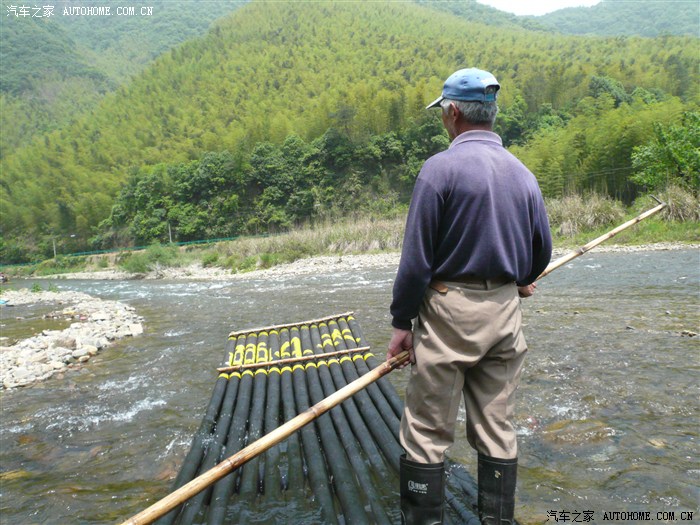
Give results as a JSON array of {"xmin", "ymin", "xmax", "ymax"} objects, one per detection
[
  {"xmin": 390, "ymin": 177, "xmax": 442, "ymax": 330},
  {"xmin": 516, "ymin": 193, "xmax": 553, "ymax": 286}
]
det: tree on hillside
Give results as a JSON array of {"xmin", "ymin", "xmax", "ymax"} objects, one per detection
[
  {"xmin": 589, "ymin": 76, "xmax": 631, "ymax": 107},
  {"xmin": 632, "ymin": 111, "xmax": 700, "ymax": 194}
]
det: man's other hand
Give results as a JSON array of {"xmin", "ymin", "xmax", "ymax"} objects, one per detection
[{"xmin": 518, "ymin": 283, "xmax": 537, "ymax": 298}]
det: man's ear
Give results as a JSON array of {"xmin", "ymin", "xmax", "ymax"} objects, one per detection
[{"xmin": 448, "ymin": 102, "xmax": 459, "ymax": 120}]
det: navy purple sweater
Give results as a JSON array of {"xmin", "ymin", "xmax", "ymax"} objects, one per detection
[{"xmin": 390, "ymin": 130, "xmax": 552, "ymax": 330}]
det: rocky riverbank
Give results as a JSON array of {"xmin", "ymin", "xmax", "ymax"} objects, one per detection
[
  {"xmin": 38, "ymin": 242, "xmax": 697, "ymax": 282},
  {"xmin": 0, "ymin": 290, "xmax": 143, "ymax": 389}
]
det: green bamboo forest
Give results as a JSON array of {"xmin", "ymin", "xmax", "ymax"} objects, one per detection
[
  {"xmin": 0, "ymin": 0, "xmax": 243, "ymax": 156},
  {"xmin": 0, "ymin": 0, "xmax": 698, "ymax": 263}
]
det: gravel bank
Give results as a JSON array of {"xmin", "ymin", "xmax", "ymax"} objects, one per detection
[
  {"xmin": 0, "ymin": 290, "xmax": 144, "ymax": 389},
  {"xmin": 39, "ymin": 242, "xmax": 697, "ymax": 282}
]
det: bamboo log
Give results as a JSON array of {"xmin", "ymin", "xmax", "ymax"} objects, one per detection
[
  {"xmin": 328, "ymin": 319, "xmax": 400, "ymax": 435},
  {"xmin": 205, "ymin": 333, "xmax": 258, "ymax": 524},
  {"xmin": 288, "ymin": 326, "xmax": 338, "ymax": 525},
  {"xmin": 120, "ymin": 350, "xmax": 411, "ymax": 525},
  {"xmin": 303, "ymin": 325, "xmax": 393, "ymax": 525},
  {"xmin": 237, "ymin": 332, "xmax": 269, "ymax": 497},
  {"xmin": 318, "ymin": 321, "xmax": 403, "ymax": 471},
  {"xmin": 154, "ymin": 373, "xmax": 227, "ymax": 525},
  {"xmin": 537, "ymin": 201, "xmax": 667, "ymax": 281},
  {"xmin": 309, "ymin": 324, "xmax": 389, "ymax": 476},
  {"xmin": 262, "ymin": 330, "xmax": 283, "ymax": 498},
  {"xmin": 154, "ymin": 336, "xmax": 243, "ymax": 525},
  {"xmin": 342, "ymin": 316, "xmax": 404, "ymax": 419},
  {"xmin": 277, "ymin": 329, "xmax": 305, "ymax": 491}
]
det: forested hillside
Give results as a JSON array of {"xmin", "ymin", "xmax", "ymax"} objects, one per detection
[
  {"xmin": 52, "ymin": 0, "xmax": 244, "ymax": 81},
  {"xmin": 0, "ymin": 0, "xmax": 242, "ymax": 157},
  {"xmin": 0, "ymin": 16, "xmax": 114, "ymax": 157},
  {"xmin": 1, "ymin": 1, "xmax": 698, "ymax": 262},
  {"xmin": 532, "ymin": 0, "xmax": 699, "ymax": 37}
]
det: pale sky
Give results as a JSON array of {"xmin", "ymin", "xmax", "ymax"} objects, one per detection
[{"xmin": 476, "ymin": 0, "xmax": 601, "ymax": 16}]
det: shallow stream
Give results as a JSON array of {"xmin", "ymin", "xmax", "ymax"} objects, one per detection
[{"xmin": 1, "ymin": 249, "xmax": 698, "ymax": 523}]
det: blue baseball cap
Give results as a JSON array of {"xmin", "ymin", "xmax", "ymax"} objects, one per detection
[{"xmin": 426, "ymin": 68, "xmax": 500, "ymax": 109}]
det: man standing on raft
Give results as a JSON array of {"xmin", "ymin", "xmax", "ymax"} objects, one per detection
[{"xmin": 387, "ymin": 67, "xmax": 552, "ymax": 524}]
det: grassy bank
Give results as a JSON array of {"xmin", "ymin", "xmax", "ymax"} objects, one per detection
[{"xmin": 4, "ymin": 191, "xmax": 698, "ymax": 279}]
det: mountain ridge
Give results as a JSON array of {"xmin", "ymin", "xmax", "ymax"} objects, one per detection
[{"xmin": 531, "ymin": 0, "xmax": 699, "ymax": 37}]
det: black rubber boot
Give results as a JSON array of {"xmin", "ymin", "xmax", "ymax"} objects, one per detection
[
  {"xmin": 400, "ymin": 454, "xmax": 445, "ymax": 525},
  {"xmin": 477, "ymin": 454, "xmax": 517, "ymax": 525}
]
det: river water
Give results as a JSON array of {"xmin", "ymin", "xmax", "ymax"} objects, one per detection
[{"xmin": 1, "ymin": 249, "xmax": 698, "ymax": 524}]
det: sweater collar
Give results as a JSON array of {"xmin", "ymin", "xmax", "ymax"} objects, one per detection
[{"xmin": 449, "ymin": 130, "xmax": 502, "ymax": 149}]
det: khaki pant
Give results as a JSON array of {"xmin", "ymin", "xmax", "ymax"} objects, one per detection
[{"xmin": 400, "ymin": 279, "xmax": 527, "ymax": 463}]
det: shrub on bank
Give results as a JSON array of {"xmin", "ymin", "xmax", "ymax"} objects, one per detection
[
  {"xmin": 545, "ymin": 193, "xmax": 626, "ymax": 237},
  {"xmin": 31, "ymin": 255, "xmax": 87, "ymax": 276},
  {"xmin": 117, "ymin": 244, "xmax": 179, "ymax": 274},
  {"xmin": 655, "ymin": 185, "xmax": 700, "ymax": 222}
]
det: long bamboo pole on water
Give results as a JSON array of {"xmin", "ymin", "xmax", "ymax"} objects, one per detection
[
  {"xmin": 537, "ymin": 200, "xmax": 666, "ymax": 280},
  {"xmin": 205, "ymin": 333, "xmax": 259, "ymax": 525},
  {"xmin": 327, "ymin": 318, "xmax": 400, "ymax": 434},
  {"xmin": 346, "ymin": 315, "xmax": 405, "ymax": 419},
  {"xmin": 123, "ymin": 200, "xmax": 666, "ymax": 525},
  {"xmin": 317, "ymin": 320, "xmax": 404, "ymax": 469},
  {"xmin": 288, "ymin": 334, "xmax": 349, "ymax": 523},
  {"xmin": 286, "ymin": 326, "xmax": 339, "ymax": 525}
]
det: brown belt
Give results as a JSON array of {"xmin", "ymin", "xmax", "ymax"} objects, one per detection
[{"xmin": 429, "ymin": 276, "xmax": 512, "ymax": 293}]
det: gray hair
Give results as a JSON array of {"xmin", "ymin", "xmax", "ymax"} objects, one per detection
[{"xmin": 440, "ymin": 87, "xmax": 499, "ymax": 126}]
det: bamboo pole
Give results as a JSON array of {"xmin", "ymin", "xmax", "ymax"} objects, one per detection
[
  {"xmin": 537, "ymin": 201, "xmax": 666, "ymax": 281},
  {"xmin": 205, "ymin": 332, "xmax": 258, "ymax": 524},
  {"xmin": 154, "ymin": 336, "xmax": 245, "ymax": 525},
  {"xmin": 237, "ymin": 332, "xmax": 270, "ymax": 499},
  {"xmin": 120, "ymin": 350, "xmax": 411, "ymax": 525},
  {"xmin": 290, "ymin": 326, "xmax": 354, "ymax": 524},
  {"xmin": 286, "ymin": 326, "xmax": 338, "ymax": 525},
  {"xmin": 276, "ymin": 328, "xmax": 305, "ymax": 492},
  {"xmin": 228, "ymin": 311, "xmax": 355, "ymax": 338}
]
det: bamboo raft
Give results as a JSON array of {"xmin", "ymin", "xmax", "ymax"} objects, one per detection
[{"xmin": 154, "ymin": 312, "xmax": 481, "ymax": 525}]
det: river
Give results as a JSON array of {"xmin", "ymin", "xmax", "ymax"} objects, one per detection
[{"xmin": 1, "ymin": 249, "xmax": 698, "ymax": 524}]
